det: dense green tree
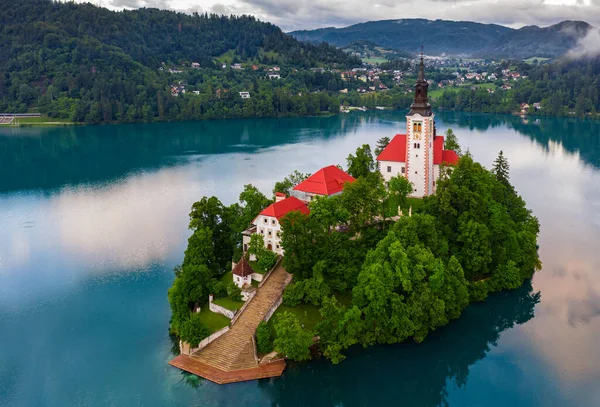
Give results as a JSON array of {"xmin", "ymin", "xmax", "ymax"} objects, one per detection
[
  {"xmin": 374, "ymin": 136, "xmax": 391, "ymax": 157},
  {"xmin": 179, "ymin": 312, "xmax": 211, "ymax": 346},
  {"xmin": 346, "ymin": 144, "xmax": 376, "ymax": 179},
  {"xmin": 316, "ymin": 297, "xmax": 363, "ymax": 364},
  {"xmin": 273, "ymin": 170, "xmax": 310, "ymax": 195},
  {"xmin": 387, "ymin": 175, "xmax": 413, "ymax": 211},
  {"xmin": 273, "ymin": 312, "xmax": 314, "ymax": 361},
  {"xmin": 340, "ymin": 173, "xmax": 386, "ymax": 232},
  {"xmin": 444, "ymin": 129, "xmax": 462, "ymax": 156},
  {"xmin": 188, "ymin": 196, "xmax": 235, "ymax": 272},
  {"xmin": 255, "ymin": 321, "xmax": 273, "ymax": 354},
  {"xmin": 492, "ymin": 150, "xmax": 510, "ymax": 187}
]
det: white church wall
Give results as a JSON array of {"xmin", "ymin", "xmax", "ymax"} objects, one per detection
[{"xmin": 380, "ymin": 161, "xmax": 406, "ymax": 183}]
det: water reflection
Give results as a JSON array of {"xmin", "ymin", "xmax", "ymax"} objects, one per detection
[{"xmin": 259, "ymin": 282, "xmax": 540, "ymax": 407}]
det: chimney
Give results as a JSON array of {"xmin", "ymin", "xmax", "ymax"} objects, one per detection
[{"xmin": 275, "ymin": 192, "xmax": 286, "ymax": 202}]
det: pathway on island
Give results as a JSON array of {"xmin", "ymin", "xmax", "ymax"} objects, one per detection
[{"xmin": 169, "ymin": 263, "xmax": 292, "ymax": 383}]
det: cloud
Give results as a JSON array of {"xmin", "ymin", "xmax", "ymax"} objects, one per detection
[
  {"xmin": 567, "ymin": 288, "xmax": 600, "ymax": 325},
  {"xmin": 79, "ymin": 0, "xmax": 600, "ymax": 31},
  {"xmin": 567, "ymin": 27, "xmax": 600, "ymax": 58}
]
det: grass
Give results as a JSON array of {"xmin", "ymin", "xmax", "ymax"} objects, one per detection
[
  {"xmin": 1, "ymin": 115, "xmax": 74, "ymax": 126},
  {"xmin": 215, "ymin": 49, "xmax": 237, "ymax": 64},
  {"xmin": 363, "ymin": 57, "xmax": 388, "ymax": 64},
  {"xmin": 197, "ymin": 307, "xmax": 230, "ymax": 333},
  {"xmin": 268, "ymin": 292, "xmax": 354, "ymax": 334},
  {"xmin": 269, "ymin": 302, "xmax": 323, "ymax": 333},
  {"xmin": 213, "ymin": 297, "xmax": 244, "ymax": 311},
  {"xmin": 524, "ymin": 56, "xmax": 550, "ymax": 64},
  {"xmin": 383, "ymin": 195, "xmax": 425, "ymax": 218}
]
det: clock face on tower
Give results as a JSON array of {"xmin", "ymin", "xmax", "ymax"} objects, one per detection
[{"xmin": 413, "ymin": 122, "xmax": 422, "ymax": 140}]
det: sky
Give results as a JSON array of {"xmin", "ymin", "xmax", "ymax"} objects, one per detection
[{"xmin": 76, "ymin": 0, "xmax": 599, "ymax": 31}]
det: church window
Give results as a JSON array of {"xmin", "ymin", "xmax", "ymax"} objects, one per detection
[
  {"xmin": 387, "ymin": 166, "xmax": 392, "ymax": 173},
  {"xmin": 264, "ymin": 218, "xmax": 268, "ymax": 223},
  {"xmin": 401, "ymin": 167, "xmax": 405, "ymax": 174},
  {"xmin": 417, "ymin": 123, "xmax": 422, "ymax": 132},
  {"xmin": 272, "ymin": 219, "xmax": 276, "ymax": 225},
  {"xmin": 415, "ymin": 171, "xmax": 418, "ymax": 174},
  {"xmin": 268, "ymin": 230, "xmax": 272, "ymax": 237}
]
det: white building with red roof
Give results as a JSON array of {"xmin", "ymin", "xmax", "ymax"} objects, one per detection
[
  {"xmin": 242, "ymin": 194, "xmax": 309, "ymax": 255},
  {"xmin": 377, "ymin": 55, "xmax": 459, "ymax": 198},
  {"xmin": 291, "ymin": 165, "xmax": 356, "ymax": 203}
]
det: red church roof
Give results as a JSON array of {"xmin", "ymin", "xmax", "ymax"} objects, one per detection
[
  {"xmin": 441, "ymin": 150, "xmax": 459, "ymax": 165},
  {"xmin": 378, "ymin": 134, "xmax": 459, "ymax": 166},
  {"xmin": 233, "ymin": 256, "xmax": 255, "ymax": 277},
  {"xmin": 293, "ymin": 165, "xmax": 356, "ymax": 196},
  {"xmin": 377, "ymin": 134, "xmax": 407, "ymax": 162},
  {"xmin": 433, "ymin": 136, "xmax": 445, "ymax": 165},
  {"xmin": 259, "ymin": 196, "xmax": 309, "ymax": 220}
]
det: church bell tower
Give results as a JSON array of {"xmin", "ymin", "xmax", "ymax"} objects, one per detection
[{"xmin": 405, "ymin": 52, "xmax": 435, "ymax": 198}]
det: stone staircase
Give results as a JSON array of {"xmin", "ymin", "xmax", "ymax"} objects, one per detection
[{"xmin": 190, "ymin": 264, "xmax": 292, "ymax": 371}]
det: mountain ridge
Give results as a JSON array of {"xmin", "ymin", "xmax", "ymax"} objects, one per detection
[{"xmin": 290, "ymin": 18, "xmax": 595, "ymax": 59}]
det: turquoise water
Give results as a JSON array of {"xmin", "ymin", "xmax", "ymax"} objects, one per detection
[{"xmin": 0, "ymin": 112, "xmax": 599, "ymax": 406}]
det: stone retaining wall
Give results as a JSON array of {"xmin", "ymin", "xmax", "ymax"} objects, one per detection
[
  {"xmin": 180, "ymin": 326, "xmax": 230, "ymax": 355},
  {"xmin": 209, "ymin": 294, "xmax": 236, "ymax": 319}
]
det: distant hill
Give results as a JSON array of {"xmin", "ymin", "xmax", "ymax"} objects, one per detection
[
  {"xmin": 290, "ymin": 19, "xmax": 594, "ymax": 59},
  {"xmin": 290, "ymin": 19, "xmax": 512, "ymax": 56},
  {"xmin": 478, "ymin": 20, "xmax": 593, "ymax": 59}
]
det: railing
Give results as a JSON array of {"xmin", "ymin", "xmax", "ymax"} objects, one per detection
[{"xmin": 0, "ymin": 113, "xmax": 41, "ymax": 117}]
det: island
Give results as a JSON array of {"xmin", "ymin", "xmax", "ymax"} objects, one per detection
[{"xmin": 167, "ymin": 61, "xmax": 541, "ymax": 383}]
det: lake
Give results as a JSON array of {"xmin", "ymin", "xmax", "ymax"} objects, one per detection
[{"xmin": 0, "ymin": 111, "xmax": 599, "ymax": 406}]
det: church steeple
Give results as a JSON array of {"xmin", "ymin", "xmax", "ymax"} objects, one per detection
[{"xmin": 408, "ymin": 51, "xmax": 432, "ymax": 116}]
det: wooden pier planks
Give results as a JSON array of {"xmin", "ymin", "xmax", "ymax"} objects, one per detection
[{"xmin": 169, "ymin": 354, "xmax": 286, "ymax": 384}]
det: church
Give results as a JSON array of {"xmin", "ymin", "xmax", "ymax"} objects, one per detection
[{"xmin": 377, "ymin": 56, "xmax": 459, "ymax": 198}]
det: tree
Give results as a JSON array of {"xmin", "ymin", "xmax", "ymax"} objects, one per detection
[
  {"xmin": 346, "ymin": 144, "xmax": 375, "ymax": 178},
  {"xmin": 374, "ymin": 136, "xmax": 391, "ymax": 157},
  {"xmin": 388, "ymin": 175, "xmax": 413, "ymax": 210},
  {"xmin": 255, "ymin": 321, "xmax": 273, "ymax": 354},
  {"xmin": 340, "ymin": 173, "xmax": 386, "ymax": 231},
  {"xmin": 179, "ymin": 312, "xmax": 210, "ymax": 346},
  {"xmin": 237, "ymin": 184, "xmax": 272, "ymax": 232},
  {"xmin": 273, "ymin": 312, "xmax": 314, "ymax": 361},
  {"xmin": 273, "ymin": 170, "xmax": 310, "ymax": 195},
  {"xmin": 444, "ymin": 129, "xmax": 462, "ymax": 157},
  {"xmin": 188, "ymin": 196, "xmax": 235, "ymax": 272},
  {"xmin": 492, "ymin": 150, "xmax": 510, "ymax": 187},
  {"xmin": 316, "ymin": 297, "xmax": 363, "ymax": 363}
]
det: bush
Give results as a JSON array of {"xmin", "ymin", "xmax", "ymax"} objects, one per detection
[
  {"xmin": 179, "ymin": 313, "xmax": 211, "ymax": 346},
  {"xmin": 209, "ymin": 280, "xmax": 228, "ymax": 299},
  {"xmin": 273, "ymin": 312, "xmax": 314, "ymax": 361},
  {"xmin": 283, "ymin": 282, "xmax": 304, "ymax": 306},
  {"xmin": 227, "ymin": 281, "xmax": 243, "ymax": 302},
  {"xmin": 255, "ymin": 321, "xmax": 273, "ymax": 354},
  {"xmin": 257, "ymin": 249, "xmax": 278, "ymax": 272}
]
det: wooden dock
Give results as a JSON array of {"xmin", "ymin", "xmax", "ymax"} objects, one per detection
[
  {"xmin": 169, "ymin": 263, "xmax": 292, "ymax": 384},
  {"xmin": 169, "ymin": 355, "xmax": 286, "ymax": 384}
]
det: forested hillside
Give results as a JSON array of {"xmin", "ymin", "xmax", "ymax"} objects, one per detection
[{"xmin": 0, "ymin": 0, "xmax": 358, "ymax": 122}]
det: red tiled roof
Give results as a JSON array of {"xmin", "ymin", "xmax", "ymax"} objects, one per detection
[
  {"xmin": 378, "ymin": 134, "xmax": 458, "ymax": 166},
  {"xmin": 433, "ymin": 136, "xmax": 445, "ymax": 165},
  {"xmin": 259, "ymin": 196, "xmax": 309, "ymax": 220},
  {"xmin": 441, "ymin": 150, "xmax": 459, "ymax": 165},
  {"xmin": 233, "ymin": 257, "xmax": 255, "ymax": 277},
  {"xmin": 377, "ymin": 134, "xmax": 407, "ymax": 163},
  {"xmin": 292, "ymin": 165, "xmax": 356, "ymax": 195}
]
